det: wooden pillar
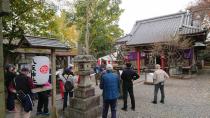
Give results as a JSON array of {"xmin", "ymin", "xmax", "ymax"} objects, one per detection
[
  {"xmin": 0, "ymin": 1, "xmax": 10, "ymax": 116},
  {"xmin": 160, "ymin": 52, "xmax": 165, "ymax": 70},
  {"xmin": 0, "ymin": 17, "xmax": 5, "ymax": 118},
  {"xmin": 192, "ymin": 47, "xmax": 195, "ymax": 65},
  {"xmin": 51, "ymin": 49, "xmax": 58, "ymax": 118},
  {"xmin": 136, "ymin": 48, "xmax": 141, "ymax": 75}
]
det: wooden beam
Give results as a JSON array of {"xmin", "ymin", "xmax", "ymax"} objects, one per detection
[
  {"xmin": 0, "ymin": 17, "xmax": 5, "ymax": 118},
  {"xmin": 136, "ymin": 48, "xmax": 141, "ymax": 75},
  {"xmin": 12, "ymin": 48, "xmax": 78, "ymax": 56},
  {"xmin": 51, "ymin": 49, "xmax": 58, "ymax": 118},
  {"xmin": 11, "ymin": 48, "xmax": 51, "ymax": 54},
  {"xmin": 55, "ymin": 51, "xmax": 76, "ymax": 56},
  {"xmin": 160, "ymin": 52, "xmax": 165, "ymax": 70}
]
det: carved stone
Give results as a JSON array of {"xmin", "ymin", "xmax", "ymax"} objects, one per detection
[
  {"xmin": 74, "ymin": 87, "xmax": 95, "ymax": 98},
  {"xmin": 68, "ymin": 54, "xmax": 101, "ymax": 118},
  {"xmin": 70, "ymin": 95, "xmax": 100, "ymax": 111},
  {"xmin": 77, "ymin": 75, "xmax": 92, "ymax": 88},
  {"xmin": 69, "ymin": 106, "xmax": 102, "ymax": 118}
]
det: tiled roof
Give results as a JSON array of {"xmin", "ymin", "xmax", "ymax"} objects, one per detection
[
  {"xmin": 179, "ymin": 25, "xmax": 205, "ymax": 35},
  {"xmin": 24, "ymin": 36, "xmax": 70, "ymax": 49},
  {"xmin": 124, "ymin": 12, "xmax": 206, "ymax": 46},
  {"xmin": 127, "ymin": 12, "xmax": 189, "ymax": 45},
  {"xmin": 116, "ymin": 34, "xmax": 132, "ymax": 44}
]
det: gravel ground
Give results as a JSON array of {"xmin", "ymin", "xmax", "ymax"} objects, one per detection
[{"xmin": 6, "ymin": 69, "xmax": 210, "ymax": 118}]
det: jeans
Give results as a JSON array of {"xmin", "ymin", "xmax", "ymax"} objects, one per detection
[
  {"xmin": 37, "ymin": 91, "xmax": 49, "ymax": 113},
  {"xmin": 63, "ymin": 91, "xmax": 73, "ymax": 110},
  {"xmin": 122, "ymin": 85, "xmax": 135, "ymax": 109},
  {"xmin": 102, "ymin": 99, "xmax": 117, "ymax": 118},
  {"xmin": 7, "ymin": 91, "xmax": 15, "ymax": 110},
  {"xmin": 154, "ymin": 82, "xmax": 165, "ymax": 102}
]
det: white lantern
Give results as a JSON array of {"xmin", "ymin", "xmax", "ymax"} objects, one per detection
[{"xmin": 32, "ymin": 56, "xmax": 50, "ymax": 85}]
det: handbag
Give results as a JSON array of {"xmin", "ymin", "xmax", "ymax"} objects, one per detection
[{"xmin": 16, "ymin": 90, "xmax": 26, "ymax": 103}]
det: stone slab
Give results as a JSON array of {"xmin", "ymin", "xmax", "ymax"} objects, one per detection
[
  {"xmin": 68, "ymin": 105, "xmax": 102, "ymax": 118},
  {"xmin": 78, "ymin": 75, "xmax": 92, "ymax": 88},
  {"xmin": 74, "ymin": 87, "xmax": 95, "ymax": 98},
  {"xmin": 70, "ymin": 95, "xmax": 100, "ymax": 111}
]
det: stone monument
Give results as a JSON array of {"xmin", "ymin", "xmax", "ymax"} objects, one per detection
[{"xmin": 68, "ymin": 53, "xmax": 102, "ymax": 118}]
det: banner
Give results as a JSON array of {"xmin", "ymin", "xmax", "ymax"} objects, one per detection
[
  {"xmin": 128, "ymin": 51, "xmax": 145, "ymax": 61},
  {"xmin": 32, "ymin": 56, "xmax": 50, "ymax": 85}
]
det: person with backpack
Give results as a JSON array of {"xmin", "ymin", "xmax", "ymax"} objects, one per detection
[
  {"xmin": 9, "ymin": 67, "xmax": 34, "ymax": 118},
  {"xmin": 59, "ymin": 67, "xmax": 75, "ymax": 111}
]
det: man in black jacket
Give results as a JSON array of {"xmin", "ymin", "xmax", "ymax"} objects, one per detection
[{"xmin": 121, "ymin": 63, "xmax": 139, "ymax": 111}]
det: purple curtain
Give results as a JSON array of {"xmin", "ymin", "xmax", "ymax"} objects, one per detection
[
  {"xmin": 128, "ymin": 52, "xmax": 137, "ymax": 61},
  {"xmin": 183, "ymin": 49, "xmax": 192, "ymax": 59},
  {"xmin": 128, "ymin": 52, "xmax": 145, "ymax": 61}
]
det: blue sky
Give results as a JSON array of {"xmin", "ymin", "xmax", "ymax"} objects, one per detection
[{"xmin": 119, "ymin": 0, "xmax": 196, "ymax": 34}]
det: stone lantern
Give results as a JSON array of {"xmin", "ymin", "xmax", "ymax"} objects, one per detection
[{"xmin": 68, "ymin": 54, "xmax": 102, "ymax": 118}]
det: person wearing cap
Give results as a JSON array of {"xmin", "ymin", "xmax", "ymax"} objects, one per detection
[
  {"xmin": 100, "ymin": 64, "xmax": 120, "ymax": 118},
  {"xmin": 121, "ymin": 62, "xmax": 139, "ymax": 111},
  {"xmin": 152, "ymin": 64, "xmax": 169, "ymax": 104}
]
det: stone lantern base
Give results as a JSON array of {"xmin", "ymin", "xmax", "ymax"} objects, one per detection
[
  {"xmin": 67, "ymin": 54, "xmax": 102, "ymax": 118},
  {"xmin": 68, "ymin": 87, "xmax": 102, "ymax": 118}
]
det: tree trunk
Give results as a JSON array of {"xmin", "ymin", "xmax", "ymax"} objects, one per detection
[{"xmin": 85, "ymin": 2, "xmax": 90, "ymax": 55}]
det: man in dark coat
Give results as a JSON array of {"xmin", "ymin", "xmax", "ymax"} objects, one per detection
[
  {"xmin": 121, "ymin": 63, "xmax": 139, "ymax": 111},
  {"xmin": 4, "ymin": 64, "xmax": 16, "ymax": 111}
]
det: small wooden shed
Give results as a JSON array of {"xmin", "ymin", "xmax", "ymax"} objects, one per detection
[{"xmin": 5, "ymin": 35, "xmax": 77, "ymax": 69}]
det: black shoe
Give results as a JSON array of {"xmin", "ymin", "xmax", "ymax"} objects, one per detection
[
  {"xmin": 152, "ymin": 101, "xmax": 157, "ymax": 104},
  {"xmin": 36, "ymin": 112, "xmax": 42, "ymax": 116},
  {"xmin": 121, "ymin": 108, "xmax": 127, "ymax": 111},
  {"xmin": 131, "ymin": 107, "xmax": 135, "ymax": 111},
  {"xmin": 160, "ymin": 100, "xmax": 164, "ymax": 104},
  {"xmin": 42, "ymin": 112, "xmax": 50, "ymax": 116}
]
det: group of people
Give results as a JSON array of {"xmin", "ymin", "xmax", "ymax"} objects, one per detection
[
  {"xmin": 99, "ymin": 63, "xmax": 169, "ymax": 118},
  {"xmin": 4, "ymin": 62, "xmax": 169, "ymax": 118},
  {"xmin": 5, "ymin": 65, "xmax": 35, "ymax": 118},
  {"xmin": 4, "ymin": 64, "xmax": 76, "ymax": 118}
]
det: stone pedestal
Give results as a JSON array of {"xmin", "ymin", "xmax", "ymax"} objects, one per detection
[
  {"xmin": 74, "ymin": 87, "xmax": 95, "ymax": 99},
  {"xmin": 68, "ymin": 55, "xmax": 101, "ymax": 118},
  {"xmin": 69, "ymin": 94, "xmax": 101, "ymax": 118}
]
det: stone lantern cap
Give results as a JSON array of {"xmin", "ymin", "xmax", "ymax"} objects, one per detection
[{"xmin": 73, "ymin": 55, "xmax": 97, "ymax": 63}]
